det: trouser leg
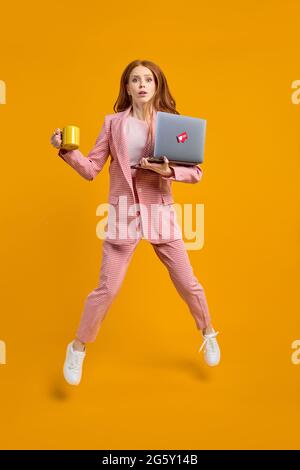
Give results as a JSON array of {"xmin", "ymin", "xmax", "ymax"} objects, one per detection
[
  {"xmin": 151, "ymin": 238, "xmax": 211, "ymax": 330},
  {"xmin": 76, "ymin": 239, "xmax": 139, "ymax": 343}
]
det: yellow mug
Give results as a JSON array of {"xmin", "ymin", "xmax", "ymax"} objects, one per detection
[{"xmin": 62, "ymin": 125, "xmax": 80, "ymax": 150}]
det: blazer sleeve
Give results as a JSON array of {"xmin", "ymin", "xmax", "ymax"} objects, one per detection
[
  {"xmin": 57, "ymin": 115, "xmax": 110, "ymax": 181},
  {"xmin": 161, "ymin": 164, "xmax": 203, "ymax": 184}
]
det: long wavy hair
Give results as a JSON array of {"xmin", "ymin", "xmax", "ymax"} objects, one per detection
[{"xmin": 113, "ymin": 59, "xmax": 180, "ymax": 147}]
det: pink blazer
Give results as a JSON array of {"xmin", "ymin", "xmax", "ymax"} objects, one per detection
[{"xmin": 58, "ymin": 104, "xmax": 203, "ymax": 244}]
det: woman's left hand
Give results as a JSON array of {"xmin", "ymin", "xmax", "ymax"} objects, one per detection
[{"xmin": 139, "ymin": 156, "xmax": 174, "ymax": 177}]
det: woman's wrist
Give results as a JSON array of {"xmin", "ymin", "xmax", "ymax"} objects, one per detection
[
  {"xmin": 58, "ymin": 147, "xmax": 68, "ymax": 156},
  {"xmin": 164, "ymin": 167, "xmax": 174, "ymax": 177}
]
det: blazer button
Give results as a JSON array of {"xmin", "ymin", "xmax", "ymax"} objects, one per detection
[{"xmin": 136, "ymin": 210, "xmax": 140, "ymax": 216}]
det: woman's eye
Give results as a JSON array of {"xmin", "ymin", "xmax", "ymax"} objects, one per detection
[{"xmin": 132, "ymin": 78, "xmax": 152, "ymax": 82}]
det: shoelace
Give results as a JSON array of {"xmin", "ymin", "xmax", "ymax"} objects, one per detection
[
  {"xmin": 198, "ymin": 331, "xmax": 219, "ymax": 353},
  {"xmin": 69, "ymin": 352, "xmax": 84, "ymax": 371}
]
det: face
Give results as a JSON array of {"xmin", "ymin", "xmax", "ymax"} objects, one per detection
[{"xmin": 126, "ymin": 65, "xmax": 156, "ymax": 106}]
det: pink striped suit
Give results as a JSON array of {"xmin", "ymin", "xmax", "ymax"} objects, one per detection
[{"xmin": 58, "ymin": 105, "xmax": 211, "ymax": 342}]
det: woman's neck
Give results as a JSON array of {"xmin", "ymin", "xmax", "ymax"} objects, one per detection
[{"xmin": 130, "ymin": 104, "xmax": 153, "ymax": 122}]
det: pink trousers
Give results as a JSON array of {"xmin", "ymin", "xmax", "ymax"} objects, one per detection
[{"xmin": 75, "ymin": 239, "xmax": 211, "ymax": 343}]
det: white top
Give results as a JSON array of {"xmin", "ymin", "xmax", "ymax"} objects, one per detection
[{"xmin": 124, "ymin": 115, "xmax": 148, "ymax": 178}]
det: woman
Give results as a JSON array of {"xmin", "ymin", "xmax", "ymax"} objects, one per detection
[{"xmin": 50, "ymin": 59, "xmax": 220, "ymax": 386}]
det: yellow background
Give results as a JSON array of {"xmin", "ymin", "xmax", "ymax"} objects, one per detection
[{"xmin": 0, "ymin": 0, "xmax": 299, "ymax": 450}]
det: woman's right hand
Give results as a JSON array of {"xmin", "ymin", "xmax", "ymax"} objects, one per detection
[{"xmin": 50, "ymin": 128, "xmax": 63, "ymax": 149}]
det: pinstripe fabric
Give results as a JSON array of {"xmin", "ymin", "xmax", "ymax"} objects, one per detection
[
  {"xmin": 58, "ymin": 105, "xmax": 203, "ymax": 244},
  {"xmin": 75, "ymin": 239, "xmax": 140, "ymax": 343},
  {"xmin": 75, "ymin": 237, "xmax": 211, "ymax": 343}
]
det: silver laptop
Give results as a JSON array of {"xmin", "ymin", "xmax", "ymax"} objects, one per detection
[{"xmin": 149, "ymin": 111, "xmax": 206, "ymax": 166}]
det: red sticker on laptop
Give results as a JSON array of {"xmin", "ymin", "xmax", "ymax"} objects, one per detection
[{"xmin": 176, "ymin": 131, "xmax": 188, "ymax": 143}]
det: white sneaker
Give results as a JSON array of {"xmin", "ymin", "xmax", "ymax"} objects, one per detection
[
  {"xmin": 63, "ymin": 341, "xmax": 86, "ymax": 385},
  {"xmin": 198, "ymin": 329, "xmax": 220, "ymax": 366}
]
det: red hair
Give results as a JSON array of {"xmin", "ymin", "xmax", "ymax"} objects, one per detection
[{"xmin": 113, "ymin": 59, "xmax": 180, "ymax": 147}]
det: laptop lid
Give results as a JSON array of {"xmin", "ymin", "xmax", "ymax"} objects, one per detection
[{"xmin": 153, "ymin": 111, "xmax": 206, "ymax": 165}]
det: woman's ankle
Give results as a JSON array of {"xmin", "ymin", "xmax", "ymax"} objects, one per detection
[
  {"xmin": 202, "ymin": 325, "xmax": 214, "ymax": 335},
  {"xmin": 73, "ymin": 338, "xmax": 86, "ymax": 352}
]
